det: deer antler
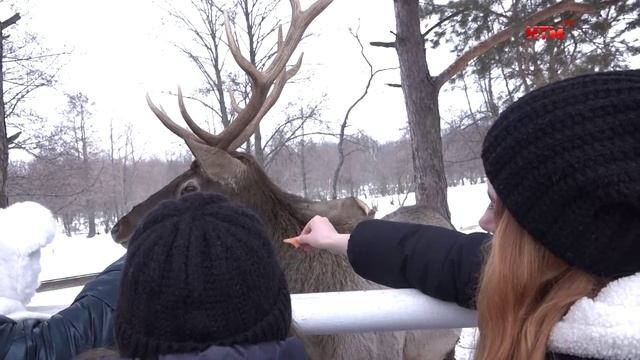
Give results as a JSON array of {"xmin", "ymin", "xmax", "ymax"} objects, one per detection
[
  {"xmin": 227, "ymin": 26, "xmax": 304, "ymax": 150},
  {"xmin": 177, "ymin": 87, "xmax": 219, "ymax": 146},
  {"xmin": 146, "ymin": 0, "xmax": 333, "ymax": 151},
  {"xmin": 214, "ymin": 0, "xmax": 332, "ymax": 150},
  {"xmin": 146, "ymin": 94, "xmax": 205, "ymax": 145}
]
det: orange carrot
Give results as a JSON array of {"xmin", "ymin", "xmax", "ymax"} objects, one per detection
[{"xmin": 283, "ymin": 236, "xmax": 301, "ymax": 248}]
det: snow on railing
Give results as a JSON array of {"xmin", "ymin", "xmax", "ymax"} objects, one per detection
[{"xmin": 30, "ymin": 287, "xmax": 477, "ymax": 335}]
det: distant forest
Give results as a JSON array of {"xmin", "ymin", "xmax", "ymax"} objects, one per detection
[{"xmin": 8, "ymin": 123, "xmax": 486, "ymax": 236}]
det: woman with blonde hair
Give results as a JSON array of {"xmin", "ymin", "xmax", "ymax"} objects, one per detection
[{"xmin": 297, "ymin": 70, "xmax": 640, "ymax": 359}]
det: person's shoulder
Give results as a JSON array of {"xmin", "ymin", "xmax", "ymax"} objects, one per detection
[
  {"xmin": 274, "ymin": 337, "xmax": 307, "ymax": 359},
  {"xmin": 160, "ymin": 337, "xmax": 307, "ymax": 360}
]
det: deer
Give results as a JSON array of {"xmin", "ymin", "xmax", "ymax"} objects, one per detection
[{"xmin": 110, "ymin": 1, "xmax": 460, "ymax": 358}]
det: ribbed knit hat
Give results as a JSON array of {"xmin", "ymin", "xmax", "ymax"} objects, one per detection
[
  {"xmin": 482, "ymin": 69, "xmax": 640, "ymax": 278},
  {"xmin": 115, "ymin": 192, "xmax": 291, "ymax": 358}
]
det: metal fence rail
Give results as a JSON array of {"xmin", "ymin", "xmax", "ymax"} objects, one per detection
[
  {"xmin": 31, "ymin": 274, "xmax": 478, "ymax": 335},
  {"xmin": 36, "ymin": 273, "xmax": 100, "ymax": 292},
  {"xmin": 292, "ymin": 289, "xmax": 477, "ymax": 334}
]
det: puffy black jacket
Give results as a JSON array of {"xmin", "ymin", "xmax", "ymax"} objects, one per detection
[
  {"xmin": 348, "ymin": 219, "xmax": 490, "ymax": 309},
  {"xmin": 74, "ymin": 337, "xmax": 307, "ymax": 360},
  {"xmin": 0, "ymin": 256, "xmax": 123, "ymax": 360}
]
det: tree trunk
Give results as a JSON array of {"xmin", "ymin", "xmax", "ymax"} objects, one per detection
[
  {"xmin": 300, "ymin": 128, "xmax": 308, "ymax": 198},
  {"xmin": 63, "ymin": 216, "xmax": 72, "ymax": 237},
  {"xmin": 331, "ymin": 117, "xmax": 347, "ymax": 200},
  {"xmin": 0, "ymin": 26, "xmax": 7, "ymax": 208},
  {"xmin": 86, "ymin": 199, "xmax": 96, "ymax": 237},
  {"xmin": 214, "ymin": 47, "xmax": 230, "ymax": 128},
  {"xmin": 254, "ymin": 125, "xmax": 264, "ymax": 165},
  {"xmin": 0, "ymin": 14, "xmax": 19, "ymax": 208},
  {"xmin": 394, "ymin": 0, "xmax": 450, "ymax": 220},
  {"xmin": 80, "ymin": 106, "xmax": 96, "ymax": 238}
]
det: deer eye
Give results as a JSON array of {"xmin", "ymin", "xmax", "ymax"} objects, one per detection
[{"xmin": 180, "ymin": 183, "xmax": 199, "ymax": 196}]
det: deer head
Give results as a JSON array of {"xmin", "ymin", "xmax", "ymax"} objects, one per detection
[{"xmin": 110, "ymin": 0, "xmax": 373, "ymax": 247}]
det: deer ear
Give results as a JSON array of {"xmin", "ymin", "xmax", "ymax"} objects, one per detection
[
  {"xmin": 185, "ymin": 140, "xmax": 245, "ymax": 186},
  {"xmin": 295, "ymin": 197, "xmax": 373, "ymax": 233}
]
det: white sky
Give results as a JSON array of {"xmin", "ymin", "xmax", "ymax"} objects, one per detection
[
  {"xmin": 5, "ymin": 0, "xmax": 464, "ymax": 159},
  {"xmin": 5, "ymin": 0, "xmax": 639, "ymax": 159}
]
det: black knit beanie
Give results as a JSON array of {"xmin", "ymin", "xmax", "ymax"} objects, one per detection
[
  {"xmin": 115, "ymin": 192, "xmax": 291, "ymax": 358},
  {"xmin": 482, "ymin": 70, "xmax": 640, "ymax": 279}
]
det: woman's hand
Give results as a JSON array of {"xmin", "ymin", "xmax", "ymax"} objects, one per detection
[{"xmin": 295, "ymin": 215, "xmax": 350, "ymax": 255}]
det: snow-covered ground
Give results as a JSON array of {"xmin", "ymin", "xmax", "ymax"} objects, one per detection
[
  {"xmin": 29, "ymin": 234, "xmax": 126, "ymax": 307},
  {"xmin": 28, "ymin": 182, "xmax": 489, "ymax": 309},
  {"xmin": 372, "ymin": 183, "xmax": 488, "ymax": 234}
]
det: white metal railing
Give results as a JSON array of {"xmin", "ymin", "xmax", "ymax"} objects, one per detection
[
  {"xmin": 292, "ymin": 289, "xmax": 476, "ymax": 334},
  {"xmin": 29, "ymin": 289, "xmax": 477, "ymax": 335}
]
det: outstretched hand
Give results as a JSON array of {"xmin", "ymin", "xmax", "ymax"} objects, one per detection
[{"xmin": 288, "ymin": 215, "xmax": 349, "ymax": 255}]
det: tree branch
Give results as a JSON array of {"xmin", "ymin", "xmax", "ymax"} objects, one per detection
[
  {"xmin": 331, "ymin": 27, "xmax": 391, "ymax": 199},
  {"xmin": 7, "ymin": 132, "xmax": 20, "ymax": 146},
  {"xmin": 370, "ymin": 41, "xmax": 396, "ymax": 48},
  {"xmin": 434, "ymin": 0, "xmax": 602, "ymax": 89},
  {"xmin": 422, "ymin": 9, "xmax": 467, "ymax": 39},
  {"xmin": 0, "ymin": 13, "xmax": 20, "ymax": 31}
]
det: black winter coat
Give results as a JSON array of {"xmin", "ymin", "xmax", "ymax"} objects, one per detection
[
  {"xmin": 348, "ymin": 219, "xmax": 489, "ymax": 309},
  {"xmin": 348, "ymin": 220, "xmax": 603, "ymax": 360},
  {"xmin": 0, "ymin": 256, "xmax": 123, "ymax": 360}
]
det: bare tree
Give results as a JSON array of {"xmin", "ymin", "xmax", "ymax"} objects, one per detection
[
  {"xmin": 64, "ymin": 92, "xmax": 98, "ymax": 237},
  {"xmin": 0, "ymin": 7, "xmax": 64, "ymax": 208},
  {"xmin": 169, "ymin": 0, "xmax": 232, "ymax": 129},
  {"xmin": 331, "ymin": 28, "xmax": 393, "ymax": 199},
  {"xmin": 233, "ymin": 0, "xmax": 284, "ymax": 164},
  {"xmin": 299, "ymin": 122, "xmax": 308, "ymax": 197},
  {"xmin": 0, "ymin": 13, "xmax": 20, "ymax": 208},
  {"xmin": 262, "ymin": 100, "xmax": 325, "ymax": 168},
  {"xmin": 107, "ymin": 120, "xmax": 143, "ymax": 225},
  {"xmin": 171, "ymin": 0, "xmax": 290, "ymax": 166}
]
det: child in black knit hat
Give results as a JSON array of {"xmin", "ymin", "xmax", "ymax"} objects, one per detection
[{"xmin": 111, "ymin": 192, "xmax": 306, "ymax": 359}]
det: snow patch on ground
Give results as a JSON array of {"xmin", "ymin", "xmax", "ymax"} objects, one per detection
[
  {"xmin": 370, "ymin": 183, "xmax": 488, "ymax": 233},
  {"xmin": 29, "ymin": 233, "xmax": 125, "ymax": 307}
]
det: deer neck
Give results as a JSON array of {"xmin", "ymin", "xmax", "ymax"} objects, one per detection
[{"xmin": 238, "ymin": 193, "xmax": 368, "ymax": 294}]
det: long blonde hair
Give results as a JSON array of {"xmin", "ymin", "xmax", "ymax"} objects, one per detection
[{"xmin": 474, "ymin": 207, "xmax": 605, "ymax": 360}]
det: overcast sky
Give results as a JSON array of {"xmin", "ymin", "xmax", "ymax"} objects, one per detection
[
  {"xmin": 4, "ymin": 0, "xmax": 467, "ymax": 159},
  {"xmin": 5, "ymin": 0, "xmax": 639, "ymax": 160}
]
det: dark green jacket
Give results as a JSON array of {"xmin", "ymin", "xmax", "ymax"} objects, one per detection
[{"xmin": 0, "ymin": 256, "xmax": 123, "ymax": 360}]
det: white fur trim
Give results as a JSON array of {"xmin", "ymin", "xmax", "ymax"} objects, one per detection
[
  {"xmin": 549, "ymin": 272, "xmax": 640, "ymax": 359},
  {"xmin": 0, "ymin": 297, "xmax": 51, "ymax": 320},
  {"xmin": 0, "ymin": 201, "xmax": 56, "ymax": 254},
  {"xmin": 0, "ymin": 202, "xmax": 57, "ymax": 312}
]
